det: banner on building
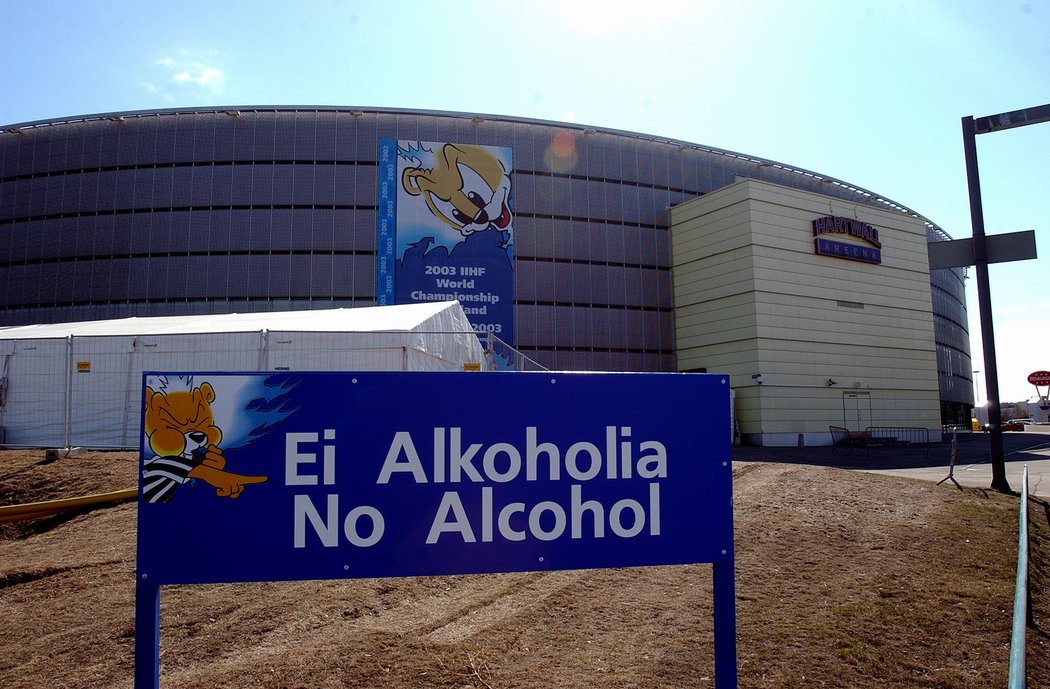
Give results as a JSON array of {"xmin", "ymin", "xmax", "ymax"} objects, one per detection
[{"xmin": 378, "ymin": 140, "xmax": 514, "ymax": 363}]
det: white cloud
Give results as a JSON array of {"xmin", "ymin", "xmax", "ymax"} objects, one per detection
[{"xmin": 152, "ymin": 52, "xmax": 225, "ymax": 95}]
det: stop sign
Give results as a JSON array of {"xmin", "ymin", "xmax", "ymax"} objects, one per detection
[{"xmin": 1028, "ymin": 370, "xmax": 1050, "ymax": 386}]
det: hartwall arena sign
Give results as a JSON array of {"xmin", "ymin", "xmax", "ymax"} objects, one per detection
[{"xmin": 135, "ymin": 372, "xmax": 737, "ymax": 688}]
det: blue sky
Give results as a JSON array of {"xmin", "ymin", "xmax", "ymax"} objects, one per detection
[{"xmin": 2, "ymin": 0, "xmax": 1048, "ymax": 403}]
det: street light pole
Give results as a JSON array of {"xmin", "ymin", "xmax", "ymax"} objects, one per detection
[
  {"xmin": 961, "ymin": 116, "xmax": 1010, "ymax": 493},
  {"xmin": 960, "ymin": 102, "xmax": 1050, "ymax": 493}
]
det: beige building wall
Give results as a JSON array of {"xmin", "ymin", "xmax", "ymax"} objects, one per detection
[{"xmin": 671, "ymin": 179, "xmax": 941, "ymax": 446}]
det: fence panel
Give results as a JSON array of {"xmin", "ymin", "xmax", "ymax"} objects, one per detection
[
  {"xmin": 70, "ymin": 336, "xmax": 137, "ymax": 448},
  {"xmin": 126, "ymin": 333, "xmax": 263, "ymax": 448},
  {"xmin": 3, "ymin": 339, "xmax": 68, "ymax": 447},
  {"xmin": 1, "ymin": 329, "xmax": 493, "ymax": 449}
]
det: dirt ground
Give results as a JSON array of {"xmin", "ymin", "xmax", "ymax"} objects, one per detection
[{"xmin": 1, "ymin": 449, "xmax": 1048, "ymax": 689}]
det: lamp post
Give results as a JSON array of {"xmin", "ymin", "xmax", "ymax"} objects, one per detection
[
  {"xmin": 962, "ymin": 102, "xmax": 1050, "ymax": 493},
  {"xmin": 973, "ymin": 370, "xmax": 980, "ymax": 406}
]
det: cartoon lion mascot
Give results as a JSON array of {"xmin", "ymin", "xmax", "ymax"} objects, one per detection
[
  {"xmin": 401, "ymin": 143, "xmax": 512, "ymax": 236},
  {"xmin": 142, "ymin": 379, "xmax": 266, "ymax": 503}
]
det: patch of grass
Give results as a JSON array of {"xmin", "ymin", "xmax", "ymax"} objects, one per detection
[
  {"xmin": 831, "ymin": 600, "xmax": 876, "ymax": 619},
  {"xmin": 834, "ymin": 634, "xmax": 879, "ymax": 663}
]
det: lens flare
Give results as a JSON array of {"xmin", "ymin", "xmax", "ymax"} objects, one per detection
[{"xmin": 544, "ymin": 131, "xmax": 578, "ymax": 173}]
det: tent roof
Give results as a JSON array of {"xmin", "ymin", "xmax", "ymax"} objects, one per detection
[{"xmin": 0, "ymin": 302, "xmax": 472, "ymax": 339}]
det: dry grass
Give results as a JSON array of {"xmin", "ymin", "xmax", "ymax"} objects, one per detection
[{"xmin": 1, "ymin": 450, "xmax": 1047, "ymax": 688}]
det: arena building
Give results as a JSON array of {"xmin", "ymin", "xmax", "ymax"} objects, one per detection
[{"xmin": 0, "ymin": 107, "xmax": 973, "ymax": 444}]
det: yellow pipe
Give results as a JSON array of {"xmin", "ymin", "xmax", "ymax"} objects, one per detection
[{"xmin": 0, "ymin": 488, "xmax": 138, "ymax": 523}]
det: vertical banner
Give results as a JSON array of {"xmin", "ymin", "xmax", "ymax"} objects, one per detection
[{"xmin": 378, "ymin": 140, "xmax": 515, "ymax": 365}]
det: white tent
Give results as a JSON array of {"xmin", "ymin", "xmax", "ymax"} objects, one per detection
[{"xmin": 0, "ymin": 301, "xmax": 487, "ymax": 449}]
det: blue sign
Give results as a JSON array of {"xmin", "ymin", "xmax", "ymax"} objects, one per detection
[
  {"xmin": 136, "ymin": 372, "xmax": 732, "ymax": 585},
  {"xmin": 377, "ymin": 140, "xmax": 515, "ymax": 366},
  {"xmin": 814, "ymin": 237, "xmax": 882, "ymax": 264},
  {"xmin": 812, "ymin": 214, "xmax": 883, "ymax": 265}
]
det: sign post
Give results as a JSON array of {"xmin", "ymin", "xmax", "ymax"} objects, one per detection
[
  {"xmin": 135, "ymin": 371, "xmax": 736, "ymax": 687},
  {"xmin": 937, "ymin": 427, "xmax": 962, "ymax": 489},
  {"xmin": 712, "ymin": 561, "xmax": 737, "ymax": 686},
  {"xmin": 134, "ymin": 582, "xmax": 160, "ymax": 689},
  {"xmin": 959, "ymin": 103, "xmax": 1049, "ymax": 493}
]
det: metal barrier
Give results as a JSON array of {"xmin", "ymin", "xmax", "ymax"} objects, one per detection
[
  {"xmin": 0, "ymin": 329, "xmax": 543, "ymax": 450},
  {"xmin": 865, "ymin": 427, "xmax": 930, "ymax": 460},
  {"xmin": 864, "ymin": 426, "xmax": 931, "ymax": 446},
  {"xmin": 1008, "ymin": 465, "xmax": 1029, "ymax": 689},
  {"xmin": 829, "ymin": 425, "xmax": 866, "ymax": 450},
  {"xmin": 829, "ymin": 426, "xmax": 931, "ymax": 459},
  {"xmin": 484, "ymin": 332, "xmax": 549, "ymax": 371}
]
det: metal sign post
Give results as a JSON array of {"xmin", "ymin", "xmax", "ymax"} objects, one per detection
[
  {"xmin": 937, "ymin": 427, "xmax": 961, "ymax": 489},
  {"xmin": 134, "ymin": 371, "xmax": 737, "ymax": 688},
  {"xmin": 957, "ymin": 103, "xmax": 1050, "ymax": 493},
  {"xmin": 712, "ymin": 560, "xmax": 738, "ymax": 686},
  {"xmin": 134, "ymin": 582, "xmax": 160, "ymax": 689},
  {"xmin": 1028, "ymin": 370, "xmax": 1050, "ymax": 414}
]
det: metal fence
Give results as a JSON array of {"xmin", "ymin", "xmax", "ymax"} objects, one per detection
[
  {"xmin": 484, "ymin": 332, "xmax": 549, "ymax": 372},
  {"xmin": 1009, "ymin": 465, "xmax": 1030, "ymax": 689},
  {"xmin": 829, "ymin": 426, "xmax": 932, "ymax": 459},
  {"xmin": 0, "ymin": 328, "xmax": 535, "ymax": 450},
  {"xmin": 864, "ymin": 426, "xmax": 931, "ymax": 448}
]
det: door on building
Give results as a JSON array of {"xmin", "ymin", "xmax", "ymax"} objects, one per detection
[{"xmin": 842, "ymin": 392, "xmax": 871, "ymax": 432}]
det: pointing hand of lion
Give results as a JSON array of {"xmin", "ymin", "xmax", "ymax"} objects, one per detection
[{"xmin": 188, "ymin": 461, "xmax": 268, "ymax": 499}]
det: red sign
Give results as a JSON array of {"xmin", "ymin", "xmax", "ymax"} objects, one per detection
[{"xmin": 1028, "ymin": 370, "xmax": 1050, "ymax": 385}]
